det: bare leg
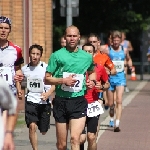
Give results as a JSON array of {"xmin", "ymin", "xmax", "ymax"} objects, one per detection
[
  {"xmin": 55, "ymin": 122, "xmax": 68, "ymax": 150},
  {"xmin": 70, "ymin": 117, "xmax": 86, "ymax": 150},
  {"xmin": 87, "ymin": 132, "xmax": 97, "ymax": 150},
  {"xmin": 115, "ymin": 86, "xmax": 124, "ymax": 125},
  {"xmin": 29, "ymin": 122, "xmax": 38, "ymax": 150}
]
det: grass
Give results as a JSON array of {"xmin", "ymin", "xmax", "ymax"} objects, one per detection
[{"xmin": 16, "ymin": 113, "xmax": 26, "ymax": 128}]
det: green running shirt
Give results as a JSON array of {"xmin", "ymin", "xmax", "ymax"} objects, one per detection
[{"xmin": 46, "ymin": 47, "xmax": 94, "ymax": 98}]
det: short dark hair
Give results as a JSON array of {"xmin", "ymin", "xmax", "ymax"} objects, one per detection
[
  {"xmin": 82, "ymin": 43, "xmax": 96, "ymax": 53},
  {"xmin": 87, "ymin": 33, "xmax": 101, "ymax": 41},
  {"xmin": 29, "ymin": 44, "xmax": 43, "ymax": 56}
]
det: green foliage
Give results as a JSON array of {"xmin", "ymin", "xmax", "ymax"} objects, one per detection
[
  {"xmin": 53, "ymin": 25, "xmax": 66, "ymax": 51},
  {"xmin": 53, "ymin": 0, "xmax": 150, "ymax": 52}
]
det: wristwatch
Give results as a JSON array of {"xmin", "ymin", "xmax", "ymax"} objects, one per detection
[
  {"xmin": 91, "ymin": 80, "xmax": 96, "ymax": 85},
  {"xmin": 101, "ymin": 84, "xmax": 104, "ymax": 90}
]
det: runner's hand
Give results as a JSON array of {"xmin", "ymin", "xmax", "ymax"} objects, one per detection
[
  {"xmin": 3, "ymin": 133, "xmax": 15, "ymax": 150},
  {"xmin": 95, "ymin": 81, "xmax": 102, "ymax": 89},
  {"xmin": 41, "ymin": 92, "xmax": 49, "ymax": 101},
  {"xmin": 17, "ymin": 91, "xmax": 22, "ymax": 100},
  {"xmin": 63, "ymin": 74, "xmax": 77, "ymax": 86},
  {"xmin": 14, "ymin": 74, "xmax": 24, "ymax": 82},
  {"xmin": 86, "ymin": 79, "xmax": 95, "ymax": 89}
]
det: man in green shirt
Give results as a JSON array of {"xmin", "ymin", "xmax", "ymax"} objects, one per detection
[{"xmin": 45, "ymin": 25, "xmax": 96, "ymax": 150}]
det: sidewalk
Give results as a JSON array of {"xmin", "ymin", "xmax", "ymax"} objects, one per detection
[
  {"xmin": 96, "ymin": 76, "xmax": 150, "ymax": 150},
  {"xmin": 14, "ymin": 74, "xmax": 150, "ymax": 150}
]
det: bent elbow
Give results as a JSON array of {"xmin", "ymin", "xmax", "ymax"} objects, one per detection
[{"xmin": 44, "ymin": 77, "xmax": 51, "ymax": 85}]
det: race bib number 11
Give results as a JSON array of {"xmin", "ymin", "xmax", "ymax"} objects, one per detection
[
  {"xmin": 61, "ymin": 72, "xmax": 84, "ymax": 92},
  {"xmin": 0, "ymin": 67, "xmax": 12, "ymax": 85}
]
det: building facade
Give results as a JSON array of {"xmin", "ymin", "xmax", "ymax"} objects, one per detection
[{"xmin": 0, "ymin": 0, "xmax": 53, "ymax": 64}]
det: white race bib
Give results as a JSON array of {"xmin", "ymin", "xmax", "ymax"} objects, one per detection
[
  {"xmin": 61, "ymin": 72, "xmax": 84, "ymax": 92},
  {"xmin": 27, "ymin": 77, "xmax": 44, "ymax": 93},
  {"xmin": 112, "ymin": 61, "xmax": 124, "ymax": 72},
  {"xmin": 87, "ymin": 101, "xmax": 104, "ymax": 117},
  {"xmin": 0, "ymin": 67, "xmax": 12, "ymax": 84}
]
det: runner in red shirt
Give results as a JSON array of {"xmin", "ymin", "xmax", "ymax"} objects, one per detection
[
  {"xmin": 85, "ymin": 64, "xmax": 108, "ymax": 103},
  {"xmin": 87, "ymin": 33, "xmax": 116, "ymax": 111},
  {"xmin": 79, "ymin": 43, "xmax": 109, "ymax": 150}
]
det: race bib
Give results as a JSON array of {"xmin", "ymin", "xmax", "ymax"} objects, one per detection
[
  {"xmin": 0, "ymin": 67, "xmax": 12, "ymax": 84},
  {"xmin": 87, "ymin": 101, "xmax": 104, "ymax": 117},
  {"xmin": 61, "ymin": 72, "xmax": 84, "ymax": 92},
  {"xmin": 27, "ymin": 77, "xmax": 43, "ymax": 93},
  {"xmin": 112, "ymin": 61, "xmax": 124, "ymax": 72}
]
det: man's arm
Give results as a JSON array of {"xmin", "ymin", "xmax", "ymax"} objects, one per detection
[
  {"xmin": 99, "ymin": 67, "xmax": 110, "ymax": 90},
  {"xmin": 3, "ymin": 113, "xmax": 17, "ymax": 150},
  {"xmin": 45, "ymin": 72, "xmax": 65, "ymax": 85},
  {"xmin": 0, "ymin": 79, "xmax": 17, "ymax": 150},
  {"xmin": 126, "ymin": 51, "xmax": 133, "ymax": 68},
  {"xmin": 41, "ymin": 85, "xmax": 55, "ymax": 101},
  {"xmin": 15, "ymin": 65, "xmax": 23, "ymax": 99},
  {"xmin": 105, "ymin": 56, "xmax": 117, "ymax": 75},
  {"xmin": 45, "ymin": 72, "xmax": 76, "ymax": 86}
]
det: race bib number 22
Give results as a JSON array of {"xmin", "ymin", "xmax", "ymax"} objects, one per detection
[{"xmin": 61, "ymin": 72, "xmax": 84, "ymax": 92}]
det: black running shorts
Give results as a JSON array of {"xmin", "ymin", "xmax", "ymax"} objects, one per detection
[
  {"xmin": 86, "ymin": 115, "xmax": 100, "ymax": 133},
  {"xmin": 25, "ymin": 101, "xmax": 51, "ymax": 132},
  {"xmin": 52, "ymin": 96, "xmax": 87, "ymax": 123}
]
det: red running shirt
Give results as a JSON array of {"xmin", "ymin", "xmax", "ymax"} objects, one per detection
[{"xmin": 85, "ymin": 64, "xmax": 108, "ymax": 104}]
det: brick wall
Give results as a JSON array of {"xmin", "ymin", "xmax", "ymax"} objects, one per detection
[
  {"xmin": 32, "ymin": 0, "xmax": 53, "ymax": 63},
  {"xmin": 0, "ymin": 0, "xmax": 24, "ymax": 51},
  {"xmin": 0, "ymin": 0, "xmax": 53, "ymax": 112},
  {"xmin": 0, "ymin": 0, "xmax": 53, "ymax": 63}
]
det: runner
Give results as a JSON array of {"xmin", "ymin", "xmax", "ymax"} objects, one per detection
[
  {"xmin": 45, "ymin": 25, "xmax": 96, "ymax": 150},
  {"xmin": 121, "ymin": 31, "xmax": 133, "ymax": 92},
  {"xmin": 0, "ymin": 78, "xmax": 17, "ymax": 150},
  {"xmin": 100, "ymin": 31, "xmax": 133, "ymax": 127},
  {"xmin": 0, "ymin": 16, "xmax": 24, "ymax": 95},
  {"xmin": 87, "ymin": 33, "xmax": 116, "ymax": 109},
  {"xmin": 106, "ymin": 30, "xmax": 131, "ymax": 132},
  {"xmin": 77, "ymin": 35, "xmax": 87, "ymax": 49},
  {"xmin": 60, "ymin": 36, "xmax": 66, "ymax": 47},
  {"xmin": 79, "ymin": 43, "xmax": 109, "ymax": 150},
  {"xmin": 0, "ymin": 16, "xmax": 24, "ymax": 139},
  {"xmin": 121, "ymin": 31, "xmax": 133, "ymax": 52},
  {"xmin": 21, "ymin": 44, "xmax": 55, "ymax": 150}
]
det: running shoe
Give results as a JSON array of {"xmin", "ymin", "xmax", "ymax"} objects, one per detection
[
  {"xmin": 114, "ymin": 127, "xmax": 121, "ymax": 132},
  {"xmin": 125, "ymin": 86, "xmax": 130, "ymax": 93},
  {"xmin": 109, "ymin": 120, "xmax": 114, "ymax": 127},
  {"xmin": 104, "ymin": 105, "xmax": 109, "ymax": 110}
]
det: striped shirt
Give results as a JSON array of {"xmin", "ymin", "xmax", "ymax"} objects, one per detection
[{"xmin": 0, "ymin": 41, "xmax": 24, "ymax": 94}]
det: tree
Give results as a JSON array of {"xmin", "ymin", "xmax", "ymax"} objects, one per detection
[{"xmin": 53, "ymin": 0, "xmax": 150, "ymax": 60}]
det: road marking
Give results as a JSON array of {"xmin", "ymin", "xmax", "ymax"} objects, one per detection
[{"xmin": 84, "ymin": 81, "xmax": 148, "ymax": 149}]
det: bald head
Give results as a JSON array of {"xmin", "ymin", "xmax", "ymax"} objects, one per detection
[
  {"xmin": 64, "ymin": 25, "xmax": 80, "ymax": 51},
  {"xmin": 65, "ymin": 25, "xmax": 80, "ymax": 35}
]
